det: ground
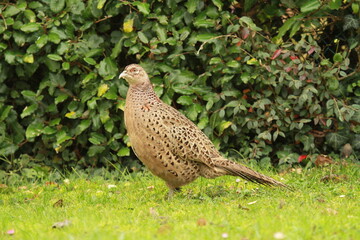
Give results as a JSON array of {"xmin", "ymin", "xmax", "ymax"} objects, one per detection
[{"xmin": 0, "ymin": 160, "xmax": 359, "ymax": 240}]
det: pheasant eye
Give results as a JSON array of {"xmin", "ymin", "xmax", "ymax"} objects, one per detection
[{"xmin": 130, "ymin": 68, "xmax": 139, "ymax": 74}]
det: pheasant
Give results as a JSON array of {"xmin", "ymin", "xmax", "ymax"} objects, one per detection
[{"xmin": 119, "ymin": 64, "xmax": 288, "ymax": 196}]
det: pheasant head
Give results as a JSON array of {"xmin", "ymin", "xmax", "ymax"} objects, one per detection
[{"xmin": 119, "ymin": 64, "xmax": 150, "ymax": 86}]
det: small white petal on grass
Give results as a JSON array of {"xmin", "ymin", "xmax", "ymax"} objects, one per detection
[
  {"xmin": 273, "ymin": 232, "xmax": 286, "ymax": 239},
  {"xmin": 107, "ymin": 184, "xmax": 117, "ymax": 189},
  {"xmin": 235, "ymin": 178, "xmax": 241, "ymax": 182},
  {"xmin": 63, "ymin": 179, "xmax": 70, "ymax": 185},
  {"xmin": 339, "ymin": 195, "xmax": 346, "ymax": 198},
  {"xmin": 52, "ymin": 220, "xmax": 71, "ymax": 228},
  {"xmin": 247, "ymin": 200, "xmax": 257, "ymax": 205},
  {"xmin": 222, "ymin": 233, "xmax": 229, "ymax": 238}
]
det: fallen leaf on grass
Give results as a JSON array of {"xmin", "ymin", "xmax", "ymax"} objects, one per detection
[
  {"xmin": 0, "ymin": 184, "xmax": 8, "ymax": 189},
  {"xmin": 320, "ymin": 174, "xmax": 347, "ymax": 183},
  {"xmin": 6, "ymin": 229, "xmax": 15, "ymax": 235},
  {"xmin": 197, "ymin": 218, "xmax": 207, "ymax": 226},
  {"xmin": 45, "ymin": 181, "xmax": 58, "ymax": 186},
  {"xmin": 53, "ymin": 199, "xmax": 63, "ymax": 208},
  {"xmin": 157, "ymin": 224, "xmax": 172, "ymax": 234},
  {"xmin": 147, "ymin": 185, "xmax": 155, "ymax": 190},
  {"xmin": 24, "ymin": 194, "xmax": 39, "ymax": 203},
  {"xmin": 52, "ymin": 220, "xmax": 71, "ymax": 228},
  {"xmin": 315, "ymin": 155, "xmax": 333, "ymax": 166}
]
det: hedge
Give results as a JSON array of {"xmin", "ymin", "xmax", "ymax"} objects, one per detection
[{"xmin": 0, "ymin": 0, "xmax": 359, "ymax": 179}]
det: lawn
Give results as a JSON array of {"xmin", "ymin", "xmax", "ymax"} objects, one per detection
[{"xmin": 0, "ymin": 160, "xmax": 359, "ymax": 240}]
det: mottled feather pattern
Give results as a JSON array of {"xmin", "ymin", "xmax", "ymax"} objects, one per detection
[{"xmin": 120, "ymin": 64, "xmax": 289, "ymax": 196}]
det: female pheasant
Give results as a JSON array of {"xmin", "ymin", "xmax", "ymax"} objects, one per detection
[{"xmin": 119, "ymin": 64, "xmax": 288, "ymax": 196}]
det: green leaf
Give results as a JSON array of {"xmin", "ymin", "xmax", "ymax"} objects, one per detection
[
  {"xmin": 117, "ymin": 147, "xmax": 130, "ymax": 157},
  {"xmin": 154, "ymin": 23, "xmax": 167, "ymax": 42},
  {"xmin": 194, "ymin": 18, "xmax": 216, "ymax": 28},
  {"xmin": 329, "ymin": 0, "xmax": 342, "ymax": 10},
  {"xmin": 36, "ymin": 35, "xmax": 48, "ymax": 48},
  {"xmin": 327, "ymin": 77, "xmax": 339, "ymax": 91},
  {"xmin": 218, "ymin": 121, "xmax": 232, "ymax": 135},
  {"xmin": 111, "ymin": 37, "xmax": 125, "ymax": 59},
  {"xmin": 0, "ymin": 106, "xmax": 13, "ymax": 122},
  {"xmin": 3, "ymin": 5, "xmax": 21, "ymax": 17},
  {"xmin": 62, "ymin": 62, "xmax": 70, "ymax": 70},
  {"xmin": 47, "ymin": 54, "xmax": 63, "ymax": 61},
  {"xmin": 56, "ymin": 130, "xmax": 71, "ymax": 144},
  {"xmin": 333, "ymin": 53, "xmax": 342, "ymax": 62},
  {"xmin": 352, "ymin": 3, "xmax": 359, "ymax": 14},
  {"xmin": 209, "ymin": 57, "xmax": 222, "ymax": 64},
  {"xmin": 23, "ymin": 54, "xmax": 34, "ymax": 63},
  {"xmin": 300, "ymin": 0, "xmax": 321, "ymax": 12},
  {"xmin": 352, "ymin": 135, "xmax": 360, "ymax": 150},
  {"xmin": 133, "ymin": 1, "xmax": 150, "ymax": 15},
  {"xmin": 26, "ymin": 121, "xmax": 44, "ymax": 139},
  {"xmin": 185, "ymin": 0, "xmax": 199, "ymax": 13},
  {"xmin": 195, "ymin": 33, "xmax": 218, "ymax": 42},
  {"xmin": 55, "ymin": 94, "xmax": 68, "ymax": 104},
  {"xmin": 137, "ymin": 32, "xmax": 149, "ymax": 43},
  {"xmin": 43, "ymin": 126, "xmax": 57, "ymax": 135},
  {"xmin": 75, "ymin": 119, "xmax": 91, "ymax": 135},
  {"xmin": 24, "ymin": 9, "xmax": 36, "ymax": 22},
  {"xmin": 104, "ymin": 119, "xmax": 114, "ymax": 133},
  {"xmin": 49, "ymin": 118, "xmax": 61, "ymax": 126},
  {"xmin": 186, "ymin": 104, "xmax": 202, "ymax": 121},
  {"xmin": 89, "ymin": 132, "xmax": 106, "ymax": 145},
  {"xmin": 65, "ymin": 111, "xmax": 77, "ymax": 119},
  {"xmin": 21, "ymin": 104, "xmax": 38, "ymax": 118},
  {"xmin": 97, "ymin": 0, "xmax": 107, "ymax": 9},
  {"xmin": 21, "ymin": 90, "xmax": 36, "ymax": 98},
  {"xmin": 50, "ymin": 0, "xmax": 65, "ymax": 13},
  {"xmin": 177, "ymin": 96, "xmax": 193, "ymax": 105},
  {"xmin": 239, "ymin": 16, "xmax": 262, "ymax": 31},
  {"xmin": 197, "ymin": 117, "xmax": 209, "ymax": 129},
  {"xmin": 226, "ymin": 60, "xmax": 240, "ymax": 68},
  {"xmin": 20, "ymin": 23, "xmax": 41, "ymax": 33},
  {"xmin": 212, "ymin": 0, "xmax": 223, "ymax": 10},
  {"xmin": 244, "ymin": 0, "xmax": 258, "ymax": 12},
  {"xmin": 88, "ymin": 146, "xmax": 105, "ymax": 156},
  {"xmin": 343, "ymin": 15, "xmax": 359, "ymax": 31},
  {"xmin": 84, "ymin": 57, "xmax": 96, "ymax": 65},
  {"xmin": 98, "ymin": 57, "xmax": 118, "ymax": 80},
  {"xmin": 326, "ymin": 132, "xmax": 348, "ymax": 150},
  {"xmin": 48, "ymin": 32, "xmax": 61, "ymax": 44}
]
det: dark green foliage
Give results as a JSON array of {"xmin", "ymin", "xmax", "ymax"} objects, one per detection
[{"xmin": 0, "ymin": 0, "xmax": 359, "ymax": 176}]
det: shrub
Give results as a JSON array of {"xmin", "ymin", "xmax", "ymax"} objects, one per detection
[{"xmin": 0, "ymin": 0, "xmax": 359, "ymax": 177}]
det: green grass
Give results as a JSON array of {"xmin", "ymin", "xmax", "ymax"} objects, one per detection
[{"xmin": 1, "ymin": 162, "xmax": 359, "ymax": 240}]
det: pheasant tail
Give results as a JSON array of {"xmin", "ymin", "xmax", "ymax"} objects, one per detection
[{"xmin": 214, "ymin": 158, "xmax": 289, "ymax": 188}]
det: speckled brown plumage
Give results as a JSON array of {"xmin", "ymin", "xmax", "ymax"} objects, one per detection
[{"xmin": 119, "ymin": 64, "xmax": 288, "ymax": 196}]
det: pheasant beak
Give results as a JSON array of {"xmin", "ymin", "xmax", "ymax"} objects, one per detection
[{"xmin": 119, "ymin": 71, "xmax": 128, "ymax": 79}]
